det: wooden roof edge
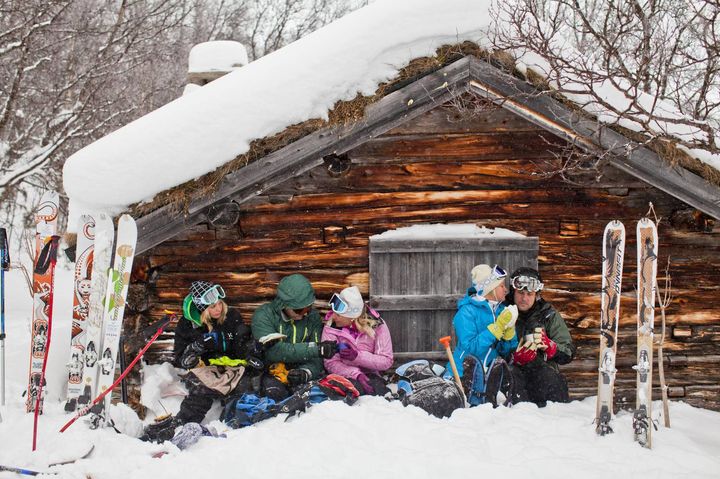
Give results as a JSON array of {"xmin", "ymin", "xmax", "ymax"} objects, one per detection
[
  {"xmin": 466, "ymin": 57, "xmax": 720, "ymax": 220},
  {"xmin": 135, "ymin": 57, "xmax": 473, "ymax": 254},
  {"xmin": 136, "ymin": 55, "xmax": 720, "ymax": 256}
]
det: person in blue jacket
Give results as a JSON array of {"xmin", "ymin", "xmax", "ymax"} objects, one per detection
[{"xmin": 446, "ymin": 264, "xmax": 519, "ymax": 386}]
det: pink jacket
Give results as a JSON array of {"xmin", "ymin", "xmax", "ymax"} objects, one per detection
[{"xmin": 321, "ymin": 323, "xmax": 394, "ymax": 379}]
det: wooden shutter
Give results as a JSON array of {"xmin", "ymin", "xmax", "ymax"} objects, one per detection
[{"xmin": 369, "ymin": 233, "xmax": 538, "ymax": 361}]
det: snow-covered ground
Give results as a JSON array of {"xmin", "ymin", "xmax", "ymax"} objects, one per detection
[{"xmin": 1, "ymin": 267, "xmax": 719, "ymax": 478}]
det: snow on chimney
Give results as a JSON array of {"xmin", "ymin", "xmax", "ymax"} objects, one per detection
[{"xmin": 185, "ymin": 40, "xmax": 248, "ymax": 94}]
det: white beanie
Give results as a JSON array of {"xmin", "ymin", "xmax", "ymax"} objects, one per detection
[
  {"xmin": 471, "ymin": 264, "xmax": 505, "ymax": 297},
  {"xmin": 338, "ymin": 286, "xmax": 365, "ymax": 319}
]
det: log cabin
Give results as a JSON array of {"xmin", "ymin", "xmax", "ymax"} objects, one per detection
[
  {"xmin": 62, "ymin": 7, "xmax": 720, "ymax": 414},
  {"xmin": 102, "ymin": 51, "xmax": 720, "ymax": 415}
]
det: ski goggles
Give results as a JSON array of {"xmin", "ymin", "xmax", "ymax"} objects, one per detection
[
  {"xmin": 328, "ymin": 293, "xmax": 349, "ymax": 315},
  {"xmin": 511, "ymin": 275, "xmax": 544, "ymax": 293},
  {"xmin": 477, "ymin": 265, "xmax": 507, "ymax": 290},
  {"xmin": 199, "ymin": 284, "xmax": 226, "ymax": 305}
]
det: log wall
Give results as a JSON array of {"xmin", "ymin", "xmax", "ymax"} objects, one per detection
[{"xmin": 126, "ymin": 101, "xmax": 720, "ymax": 412}]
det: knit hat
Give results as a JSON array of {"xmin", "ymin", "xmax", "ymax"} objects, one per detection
[
  {"xmin": 276, "ymin": 274, "xmax": 316, "ymax": 309},
  {"xmin": 189, "ymin": 281, "xmax": 216, "ymax": 312},
  {"xmin": 337, "ymin": 286, "xmax": 364, "ymax": 319},
  {"xmin": 471, "ymin": 264, "xmax": 507, "ymax": 297}
]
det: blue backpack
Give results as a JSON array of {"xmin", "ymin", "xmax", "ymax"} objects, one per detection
[{"xmin": 460, "ymin": 355, "xmax": 514, "ymax": 407}]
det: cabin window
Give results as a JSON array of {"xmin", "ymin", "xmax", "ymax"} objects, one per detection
[{"xmin": 368, "ymin": 224, "xmax": 538, "ymax": 362}]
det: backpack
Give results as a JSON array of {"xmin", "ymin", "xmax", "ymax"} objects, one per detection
[
  {"xmin": 461, "ymin": 355, "xmax": 515, "ymax": 407},
  {"xmin": 222, "ymin": 374, "xmax": 360, "ymax": 428},
  {"xmin": 395, "ymin": 360, "xmax": 464, "ymax": 418},
  {"xmin": 221, "ymin": 393, "xmax": 278, "ymax": 428}
]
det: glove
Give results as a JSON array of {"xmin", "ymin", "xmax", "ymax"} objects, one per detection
[
  {"xmin": 513, "ymin": 343, "xmax": 538, "ymax": 367},
  {"xmin": 287, "ymin": 368, "xmax": 312, "ymax": 386},
  {"xmin": 338, "ymin": 342, "xmax": 358, "ymax": 361},
  {"xmin": 247, "ymin": 356, "xmax": 264, "ymax": 370},
  {"xmin": 317, "ymin": 340, "xmax": 339, "ymax": 359},
  {"xmin": 356, "ymin": 373, "xmax": 374, "ymax": 395},
  {"xmin": 533, "ymin": 327, "xmax": 558, "ymax": 359},
  {"xmin": 179, "ymin": 340, "xmax": 207, "ymax": 369},
  {"xmin": 487, "ymin": 305, "xmax": 519, "ymax": 340}
]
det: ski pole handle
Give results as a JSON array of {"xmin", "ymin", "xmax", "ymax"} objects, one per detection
[
  {"xmin": 439, "ymin": 336, "xmax": 463, "ymax": 393},
  {"xmin": 60, "ymin": 313, "xmax": 175, "ymax": 433}
]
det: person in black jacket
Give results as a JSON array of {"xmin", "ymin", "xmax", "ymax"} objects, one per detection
[
  {"xmin": 172, "ymin": 280, "xmax": 261, "ymax": 424},
  {"xmin": 505, "ymin": 267, "xmax": 576, "ymax": 407}
]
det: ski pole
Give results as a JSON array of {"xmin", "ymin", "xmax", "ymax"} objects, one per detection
[
  {"xmin": 60, "ymin": 313, "xmax": 176, "ymax": 433},
  {"xmin": 439, "ymin": 336, "xmax": 465, "ymax": 396},
  {"xmin": 32, "ymin": 236, "xmax": 60, "ymax": 451},
  {"xmin": 0, "ymin": 227, "xmax": 9, "ymax": 408},
  {"xmin": 0, "ymin": 464, "xmax": 54, "ymax": 476}
]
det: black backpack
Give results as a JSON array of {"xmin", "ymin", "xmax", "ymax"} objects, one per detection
[{"xmin": 396, "ymin": 360, "xmax": 464, "ymax": 418}]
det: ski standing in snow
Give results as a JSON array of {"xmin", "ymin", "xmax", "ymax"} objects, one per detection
[
  {"xmin": 596, "ymin": 220, "xmax": 625, "ymax": 435},
  {"xmin": 25, "ymin": 191, "xmax": 60, "ymax": 414},
  {"xmin": 89, "ymin": 214, "xmax": 137, "ymax": 426},
  {"xmin": 64, "ymin": 215, "xmax": 95, "ymax": 411},
  {"xmin": 633, "ymin": 218, "xmax": 658, "ymax": 448},
  {"xmin": 75, "ymin": 213, "xmax": 114, "ymax": 410}
]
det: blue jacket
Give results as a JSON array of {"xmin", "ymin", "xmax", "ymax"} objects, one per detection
[{"xmin": 446, "ymin": 289, "xmax": 518, "ymax": 378}]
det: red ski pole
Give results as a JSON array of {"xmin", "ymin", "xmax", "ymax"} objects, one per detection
[{"xmin": 60, "ymin": 313, "xmax": 175, "ymax": 433}]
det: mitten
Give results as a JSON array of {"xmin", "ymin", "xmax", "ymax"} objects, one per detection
[
  {"xmin": 287, "ymin": 368, "xmax": 312, "ymax": 386},
  {"xmin": 317, "ymin": 340, "xmax": 339, "ymax": 359},
  {"xmin": 338, "ymin": 342, "xmax": 358, "ymax": 361},
  {"xmin": 487, "ymin": 305, "xmax": 518, "ymax": 340},
  {"xmin": 356, "ymin": 373, "xmax": 374, "ymax": 395},
  {"xmin": 534, "ymin": 327, "xmax": 558, "ymax": 359}
]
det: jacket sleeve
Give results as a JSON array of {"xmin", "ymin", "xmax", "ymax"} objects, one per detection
[
  {"xmin": 321, "ymin": 327, "xmax": 362, "ymax": 379},
  {"xmin": 173, "ymin": 318, "xmax": 199, "ymax": 367},
  {"xmin": 352, "ymin": 324, "xmax": 394, "ymax": 372},
  {"xmin": 251, "ymin": 306, "xmax": 324, "ymax": 377},
  {"xmin": 546, "ymin": 308, "xmax": 575, "ymax": 365},
  {"xmin": 454, "ymin": 304, "xmax": 498, "ymax": 361}
]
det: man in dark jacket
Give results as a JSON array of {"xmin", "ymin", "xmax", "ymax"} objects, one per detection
[
  {"xmin": 251, "ymin": 274, "xmax": 338, "ymax": 399},
  {"xmin": 505, "ymin": 267, "xmax": 575, "ymax": 407}
]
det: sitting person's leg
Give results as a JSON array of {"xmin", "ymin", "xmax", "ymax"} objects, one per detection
[{"xmin": 525, "ymin": 363, "xmax": 569, "ymax": 406}]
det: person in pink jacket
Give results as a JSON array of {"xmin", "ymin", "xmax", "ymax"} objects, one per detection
[{"xmin": 321, "ymin": 286, "xmax": 394, "ymax": 396}]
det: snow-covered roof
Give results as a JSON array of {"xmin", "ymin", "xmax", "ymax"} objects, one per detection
[
  {"xmin": 62, "ymin": 0, "xmax": 720, "ymax": 225},
  {"xmin": 63, "ymin": 0, "xmax": 490, "ymax": 217}
]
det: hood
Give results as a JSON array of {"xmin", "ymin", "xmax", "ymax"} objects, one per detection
[
  {"xmin": 457, "ymin": 287, "xmax": 490, "ymax": 310},
  {"xmin": 276, "ymin": 274, "xmax": 315, "ymax": 309}
]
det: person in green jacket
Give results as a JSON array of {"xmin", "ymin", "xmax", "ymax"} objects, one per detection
[
  {"xmin": 251, "ymin": 274, "xmax": 338, "ymax": 398},
  {"xmin": 504, "ymin": 267, "xmax": 576, "ymax": 407}
]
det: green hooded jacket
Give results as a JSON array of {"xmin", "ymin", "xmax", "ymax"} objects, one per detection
[{"xmin": 251, "ymin": 274, "xmax": 324, "ymax": 378}]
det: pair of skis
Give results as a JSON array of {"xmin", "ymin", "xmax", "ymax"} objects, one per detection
[
  {"xmin": 596, "ymin": 218, "xmax": 658, "ymax": 448},
  {"xmin": 71, "ymin": 214, "xmax": 138, "ymax": 426},
  {"xmin": 25, "ymin": 191, "xmax": 139, "ymax": 439}
]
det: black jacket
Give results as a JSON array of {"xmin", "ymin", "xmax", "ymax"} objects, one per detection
[
  {"xmin": 173, "ymin": 308, "xmax": 254, "ymax": 368},
  {"xmin": 513, "ymin": 299, "xmax": 576, "ymax": 369}
]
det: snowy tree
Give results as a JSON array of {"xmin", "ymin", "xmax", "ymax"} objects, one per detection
[
  {"xmin": 0, "ymin": 0, "xmax": 191, "ymax": 227},
  {"xmin": 0, "ymin": 0, "xmax": 366, "ymax": 229},
  {"xmin": 490, "ymin": 0, "xmax": 719, "ymax": 151}
]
